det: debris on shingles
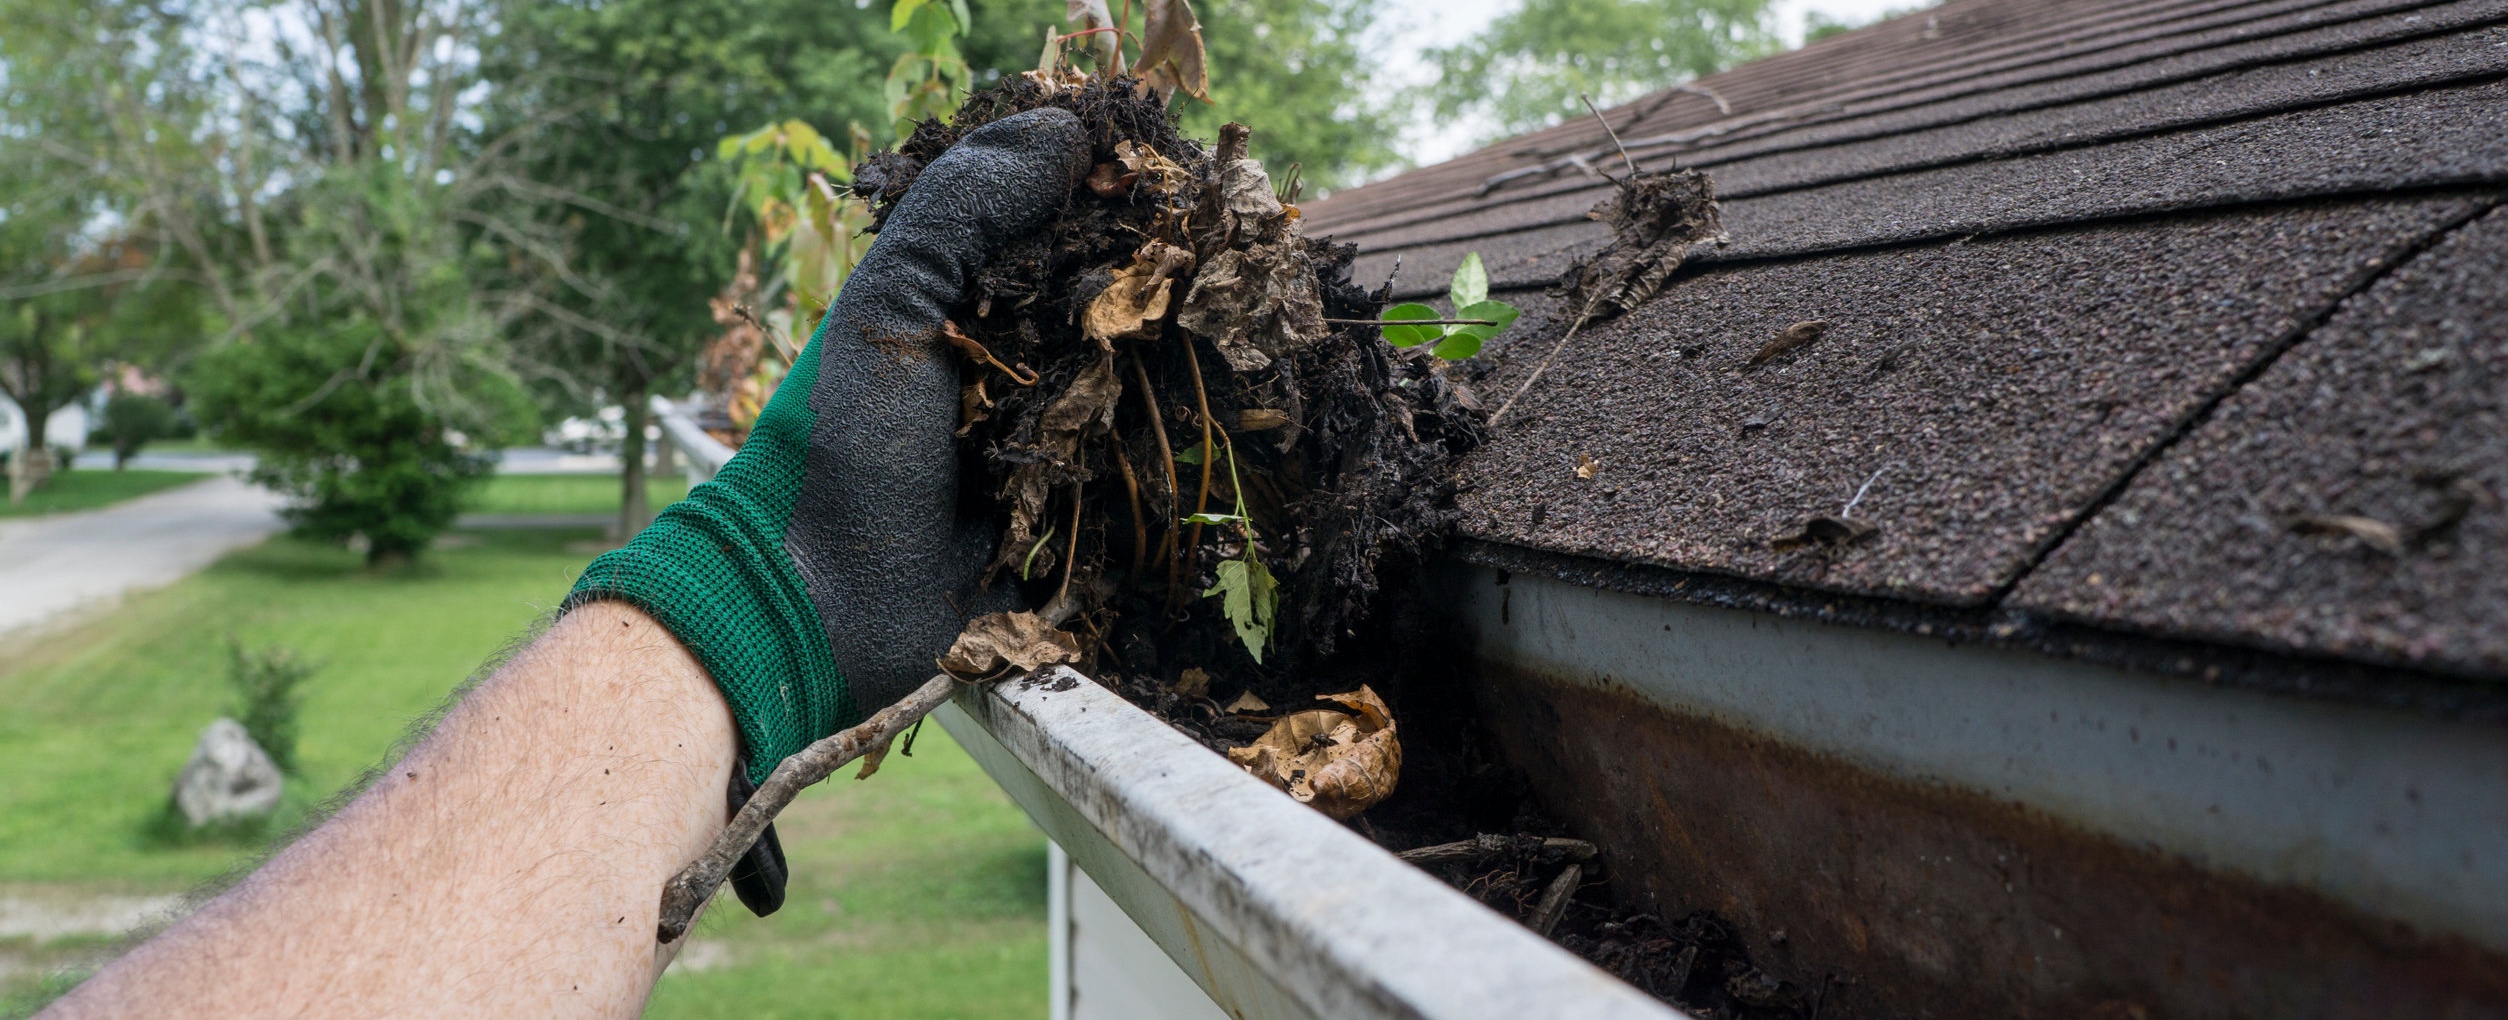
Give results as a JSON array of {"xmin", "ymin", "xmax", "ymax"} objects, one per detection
[
  {"xmin": 1225, "ymin": 686, "xmax": 1400, "ymax": 820},
  {"xmin": 1558, "ymin": 168, "xmax": 1726, "ymax": 323},
  {"xmin": 2290, "ymin": 513, "xmax": 2406, "ymax": 556},
  {"xmin": 1772, "ymin": 514, "xmax": 1879, "ymax": 552},
  {"xmin": 1746, "ymin": 319, "xmax": 1828, "ymax": 368},
  {"xmin": 1574, "ymin": 453, "xmax": 1601, "ymax": 480}
]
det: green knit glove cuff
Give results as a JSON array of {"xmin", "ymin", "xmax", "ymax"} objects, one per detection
[{"xmin": 565, "ymin": 332, "xmax": 851, "ymax": 787}]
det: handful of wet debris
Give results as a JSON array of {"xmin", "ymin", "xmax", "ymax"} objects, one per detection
[{"xmin": 881, "ymin": 75, "xmax": 1481, "ymax": 818}]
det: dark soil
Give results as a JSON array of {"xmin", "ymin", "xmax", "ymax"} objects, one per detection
[{"xmin": 877, "ymin": 77, "xmax": 1810, "ymax": 1019}]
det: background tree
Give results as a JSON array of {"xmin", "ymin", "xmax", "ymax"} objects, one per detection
[
  {"xmin": 1427, "ymin": 0, "xmax": 1779, "ymax": 140},
  {"xmin": 476, "ymin": 0, "xmax": 905, "ymax": 537}
]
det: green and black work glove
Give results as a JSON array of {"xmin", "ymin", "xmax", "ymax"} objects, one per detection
[{"xmin": 566, "ymin": 108, "xmax": 1091, "ymax": 914}]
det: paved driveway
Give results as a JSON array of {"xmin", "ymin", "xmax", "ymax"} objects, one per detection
[{"xmin": 0, "ymin": 475, "xmax": 286, "ymax": 644}]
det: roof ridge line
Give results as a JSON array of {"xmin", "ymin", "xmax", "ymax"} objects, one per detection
[
  {"xmin": 1980, "ymin": 193, "xmax": 2506, "ymax": 610},
  {"xmin": 1324, "ymin": 17, "xmax": 2508, "ymax": 245},
  {"xmin": 1345, "ymin": 62, "xmax": 2508, "ymax": 270}
]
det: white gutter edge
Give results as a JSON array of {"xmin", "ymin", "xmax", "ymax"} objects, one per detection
[
  {"xmin": 937, "ymin": 666, "xmax": 1683, "ymax": 1020},
  {"xmin": 648, "ymin": 394, "xmax": 734, "ymax": 483}
]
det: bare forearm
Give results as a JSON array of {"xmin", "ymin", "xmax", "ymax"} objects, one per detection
[{"xmin": 47, "ymin": 602, "xmax": 735, "ymax": 1019}]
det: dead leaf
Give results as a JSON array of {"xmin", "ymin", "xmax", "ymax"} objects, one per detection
[
  {"xmin": 993, "ymin": 356, "xmax": 1124, "ymax": 576},
  {"xmin": 1172, "ymin": 667, "xmax": 1211, "ymax": 698},
  {"xmin": 1177, "ymin": 239, "xmax": 1324, "ymax": 373},
  {"xmin": 1218, "ymin": 158, "xmax": 1283, "ymax": 221},
  {"xmin": 1561, "ymin": 168, "xmax": 1724, "ymax": 322},
  {"xmin": 1063, "ymin": 0, "xmax": 1120, "ymax": 71},
  {"xmin": 1085, "ymin": 161, "xmax": 1134, "ymax": 198},
  {"xmin": 1235, "ymin": 408, "xmax": 1291, "ymax": 431},
  {"xmin": 1771, "ymin": 515, "xmax": 1879, "ymax": 552},
  {"xmin": 957, "ymin": 378, "xmax": 993, "ymax": 437},
  {"xmin": 1114, "ymin": 140, "xmax": 1191, "ymax": 196},
  {"xmin": 1083, "ymin": 241, "xmax": 1195, "ymax": 344},
  {"xmin": 1135, "ymin": 0, "xmax": 1210, "ymax": 104},
  {"xmin": 2292, "ymin": 514, "xmax": 2404, "ymax": 555},
  {"xmin": 1748, "ymin": 320, "xmax": 1828, "ymax": 368},
  {"xmin": 1224, "ymin": 690, "xmax": 1269, "ymax": 713},
  {"xmin": 1574, "ymin": 453, "xmax": 1600, "ymax": 480},
  {"xmin": 1226, "ymin": 686, "xmax": 1401, "ymax": 819},
  {"xmin": 940, "ymin": 611, "xmax": 1084, "ymax": 678}
]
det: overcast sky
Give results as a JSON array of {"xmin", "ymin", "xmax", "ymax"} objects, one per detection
[{"xmin": 1373, "ymin": 0, "xmax": 1919, "ymax": 168}]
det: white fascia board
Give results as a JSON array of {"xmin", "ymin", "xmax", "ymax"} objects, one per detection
[{"xmin": 937, "ymin": 667, "xmax": 1684, "ymax": 1020}]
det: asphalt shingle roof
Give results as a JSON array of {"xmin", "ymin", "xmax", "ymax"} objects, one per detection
[{"xmin": 1302, "ymin": 0, "xmax": 2508, "ymax": 681}]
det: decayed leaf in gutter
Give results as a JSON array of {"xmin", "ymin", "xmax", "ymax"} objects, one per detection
[
  {"xmin": 1135, "ymin": 0, "xmax": 1210, "ymax": 103},
  {"xmin": 1083, "ymin": 241, "xmax": 1196, "ymax": 343},
  {"xmin": 1226, "ymin": 686, "xmax": 1401, "ymax": 819},
  {"xmin": 991, "ymin": 356, "xmax": 1123, "ymax": 578},
  {"xmin": 1224, "ymin": 690, "xmax": 1269, "ymax": 713},
  {"xmin": 1063, "ymin": 0, "xmax": 1120, "ymax": 72},
  {"xmin": 940, "ymin": 611, "xmax": 1083, "ymax": 678}
]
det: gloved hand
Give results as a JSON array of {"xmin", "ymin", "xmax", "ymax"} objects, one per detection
[{"xmin": 567, "ymin": 108, "xmax": 1091, "ymax": 911}]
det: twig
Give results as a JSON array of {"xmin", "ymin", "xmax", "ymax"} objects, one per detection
[
  {"xmin": 657, "ymin": 672, "xmax": 967, "ymax": 942},
  {"xmin": 1131, "ymin": 356, "xmax": 1182, "ymax": 598},
  {"xmin": 1397, "ymin": 834, "xmax": 1598, "ymax": 867},
  {"xmin": 1321, "ymin": 317, "xmax": 1501, "ymax": 327},
  {"xmin": 1841, "ymin": 465, "xmax": 1890, "ymax": 519},
  {"xmin": 1057, "ymin": 480, "xmax": 1084, "ymax": 606},
  {"xmin": 1528, "ymin": 863, "xmax": 1583, "ymax": 937},
  {"xmin": 732, "ymin": 304, "xmax": 799, "ymax": 367},
  {"xmin": 940, "ymin": 320, "xmax": 1038, "ymax": 385},
  {"xmin": 1488, "ymin": 310, "xmax": 1595, "ymax": 428},
  {"xmin": 1581, "ymin": 93, "xmax": 1640, "ymax": 177},
  {"xmin": 1108, "ymin": 426, "xmax": 1149, "ymax": 575},
  {"xmin": 1675, "ymin": 82, "xmax": 1732, "ymax": 116},
  {"xmin": 1179, "ymin": 340, "xmax": 1218, "ymax": 606}
]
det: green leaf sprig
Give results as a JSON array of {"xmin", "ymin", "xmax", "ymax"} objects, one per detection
[
  {"xmin": 1380, "ymin": 252, "xmax": 1522, "ymax": 360},
  {"xmin": 1186, "ymin": 437, "xmax": 1278, "ymax": 663}
]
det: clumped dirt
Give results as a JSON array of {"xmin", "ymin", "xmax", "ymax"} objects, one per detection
[{"xmin": 875, "ymin": 78, "xmax": 1806, "ymax": 1017}]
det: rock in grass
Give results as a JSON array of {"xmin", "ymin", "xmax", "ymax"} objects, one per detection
[{"xmin": 173, "ymin": 718, "xmax": 283, "ymax": 827}]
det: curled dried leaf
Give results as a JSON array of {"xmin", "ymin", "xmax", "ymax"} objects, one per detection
[
  {"xmin": 1135, "ymin": 0, "xmax": 1210, "ymax": 104},
  {"xmin": 1748, "ymin": 320, "xmax": 1828, "ymax": 368},
  {"xmin": 1224, "ymin": 690, "xmax": 1270, "ymax": 714},
  {"xmin": 2292, "ymin": 514, "xmax": 2405, "ymax": 555},
  {"xmin": 1226, "ymin": 686, "xmax": 1401, "ymax": 819},
  {"xmin": 1083, "ymin": 241, "xmax": 1196, "ymax": 344},
  {"xmin": 939, "ymin": 611, "xmax": 1084, "ymax": 678}
]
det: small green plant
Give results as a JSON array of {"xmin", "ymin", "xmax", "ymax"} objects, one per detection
[
  {"xmin": 226, "ymin": 639, "xmax": 316, "ymax": 775},
  {"xmin": 1380, "ymin": 252, "xmax": 1522, "ymax": 359},
  {"xmin": 1183, "ymin": 438, "xmax": 1278, "ymax": 663}
]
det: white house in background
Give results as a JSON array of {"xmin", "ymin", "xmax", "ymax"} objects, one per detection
[{"xmin": 0, "ymin": 394, "xmax": 92, "ymax": 456}]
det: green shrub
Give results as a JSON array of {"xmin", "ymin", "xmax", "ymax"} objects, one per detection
[
  {"xmin": 93, "ymin": 392, "xmax": 180, "ymax": 469},
  {"xmin": 225, "ymin": 639, "xmax": 316, "ymax": 775},
  {"xmin": 189, "ymin": 323, "xmax": 527, "ymax": 566}
]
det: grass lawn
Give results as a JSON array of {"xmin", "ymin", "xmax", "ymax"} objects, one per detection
[
  {"xmin": 0, "ymin": 526, "xmax": 1042, "ymax": 1018},
  {"xmin": 467, "ymin": 472, "xmax": 690, "ymax": 516},
  {"xmin": 0, "ymin": 471, "xmax": 205, "ymax": 519}
]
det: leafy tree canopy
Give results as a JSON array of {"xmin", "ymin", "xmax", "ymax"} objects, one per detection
[{"xmin": 1426, "ymin": 0, "xmax": 1779, "ymax": 142}]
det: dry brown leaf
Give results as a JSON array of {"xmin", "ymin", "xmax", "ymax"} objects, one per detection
[
  {"xmin": 1748, "ymin": 320, "xmax": 1828, "ymax": 368},
  {"xmin": 1172, "ymin": 667, "xmax": 1211, "ymax": 698},
  {"xmin": 957, "ymin": 378, "xmax": 993, "ymax": 438},
  {"xmin": 1226, "ymin": 685, "xmax": 1401, "ymax": 819},
  {"xmin": 1135, "ymin": 0, "xmax": 1210, "ymax": 104},
  {"xmin": 1114, "ymin": 140, "xmax": 1191, "ymax": 196},
  {"xmin": 1083, "ymin": 241, "xmax": 1195, "ymax": 344},
  {"xmin": 1224, "ymin": 690, "xmax": 1269, "ymax": 713},
  {"xmin": 1574, "ymin": 453, "xmax": 1600, "ymax": 480},
  {"xmin": 2292, "ymin": 514, "xmax": 2405, "ymax": 555},
  {"xmin": 1063, "ymin": 0, "xmax": 1120, "ymax": 71},
  {"xmin": 1235, "ymin": 408, "xmax": 1291, "ymax": 431},
  {"xmin": 991, "ymin": 356, "xmax": 1124, "ymax": 576},
  {"xmin": 939, "ymin": 611, "xmax": 1084, "ymax": 678},
  {"xmin": 1177, "ymin": 238, "xmax": 1324, "ymax": 373}
]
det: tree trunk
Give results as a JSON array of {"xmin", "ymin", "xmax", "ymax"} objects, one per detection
[
  {"xmin": 11, "ymin": 405, "xmax": 55, "ymax": 502},
  {"xmin": 616, "ymin": 386, "xmax": 651, "ymax": 541}
]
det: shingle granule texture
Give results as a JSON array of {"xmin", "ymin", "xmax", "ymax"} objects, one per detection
[
  {"xmin": 1454, "ymin": 198, "xmax": 2479, "ymax": 604},
  {"xmin": 2013, "ymin": 205, "xmax": 2508, "ymax": 677}
]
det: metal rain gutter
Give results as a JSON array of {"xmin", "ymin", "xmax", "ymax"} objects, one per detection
[
  {"xmin": 936, "ymin": 668, "xmax": 1682, "ymax": 1020},
  {"xmin": 647, "ymin": 398, "xmax": 1665, "ymax": 1016}
]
